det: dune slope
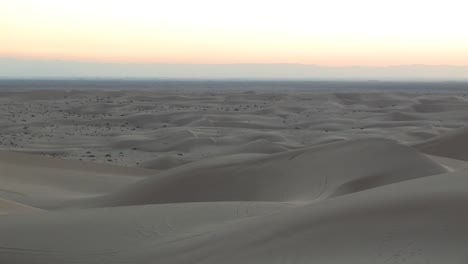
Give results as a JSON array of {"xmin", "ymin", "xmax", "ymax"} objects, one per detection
[
  {"xmin": 0, "ymin": 201, "xmax": 295, "ymax": 264},
  {"xmin": 87, "ymin": 138, "xmax": 447, "ymax": 207},
  {"xmin": 0, "ymin": 167, "xmax": 465, "ymax": 264},
  {"xmin": 132, "ymin": 168, "xmax": 468, "ymax": 264},
  {"xmin": 415, "ymin": 127, "xmax": 468, "ymax": 161},
  {"xmin": 0, "ymin": 151, "xmax": 154, "ymax": 207}
]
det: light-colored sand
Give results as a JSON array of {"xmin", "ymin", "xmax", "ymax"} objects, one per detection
[{"xmin": 1, "ymin": 89, "xmax": 468, "ymax": 263}]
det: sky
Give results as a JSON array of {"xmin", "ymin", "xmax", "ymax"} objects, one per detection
[{"xmin": 1, "ymin": 0, "xmax": 468, "ymax": 78}]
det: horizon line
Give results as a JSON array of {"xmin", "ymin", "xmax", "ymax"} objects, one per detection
[
  {"xmin": 2, "ymin": 57, "xmax": 468, "ymax": 68},
  {"xmin": 2, "ymin": 77, "xmax": 468, "ymax": 82}
]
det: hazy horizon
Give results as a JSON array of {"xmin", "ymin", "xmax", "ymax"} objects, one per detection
[{"xmin": 2, "ymin": 57, "xmax": 468, "ymax": 81}]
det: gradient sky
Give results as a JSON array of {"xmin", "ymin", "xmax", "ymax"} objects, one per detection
[{"xmin": 1, "ymin": 0, "xmax": 468, "ymax": 67}]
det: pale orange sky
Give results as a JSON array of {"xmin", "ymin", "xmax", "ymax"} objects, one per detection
[{"xmin": 1, "ymin": 0, "xmax": 468, "ymax": 66}]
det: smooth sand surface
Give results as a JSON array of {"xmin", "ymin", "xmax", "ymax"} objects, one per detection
[{"xmin": 1, "ymin": 89, "xmax": 468, "ymax": 263}]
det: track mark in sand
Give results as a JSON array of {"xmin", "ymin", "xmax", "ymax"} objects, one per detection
[
  {"xmin": 235, "ymin": 202, "xmax": 254, "ymax": 218},
  {"xmin": 375, "ymin": 229, "xmax": 429, "ymax": 264},
  {"xmin": 0, "ymin": 188, "xmax": 26, "ymax": 197},
  {"xmin": 288, "ymin": 150, "xmax": 307, "ymax": 161},
  {"xmin": 307, "ymin": 172, "xmax": 328, "ymax": 201},
  {"xmin": 235, "ymin": 202, "xmax": 241, "ymax": 218},
  {"xmin": 165, "ymin": 216, "xmax": 176, "ymax": 231},
  {"xmin": 0, "ymin": 246, "xmax": 57, "ymax": 253},
  {"xmin": 210, "ymin": 136, "xmax": 217, "ymax": 144},
  {"xmin": 245, "ymin": 201, "xmax": 253, "ymax": 217},
  {"xmin": 0, "ymin": 246, "xmax": 120, "ymax": 255},
  {"xmin": 0, "ymin": 246, "xmax": 124, "ymax": 263},
  {"xmin": 186, "ymin": 129, "xmax": 199, "ymax": 139},
  {"xmin": 162, "ymin": 231, "xmax": 213, "ymax": 245},
  {"xmin": 437, "ymin": 163, "xmax": 455, "ymax": 172},
  {"xmin": 134, "ymin": 220, "xmax": 162, "ymax": 238}
]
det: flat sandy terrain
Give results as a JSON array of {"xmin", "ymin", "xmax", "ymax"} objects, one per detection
[{"xmin": 1, "ymin": 88, "xmax": 468, "ymax": 263}]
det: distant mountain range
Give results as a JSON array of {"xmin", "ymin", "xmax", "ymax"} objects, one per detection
[{"xmin": 1, "ymin": 57, "xmax": 468, "ymax": 80}]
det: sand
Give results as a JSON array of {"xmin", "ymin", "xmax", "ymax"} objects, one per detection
[{"xmin": 0, "ymin": 88, "xmax": 468, "ymax": 263}]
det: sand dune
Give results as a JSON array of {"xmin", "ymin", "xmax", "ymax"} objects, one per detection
[
  {"xmin": 85, "ymin": 138, "xmax": 446, "ymax": 207},
  {"xmin": 1, "ymin": 89, "xmax": 467, "ymax": 263},
  {"xmin": 131, "ymin": 168, "xmax": 468, "ymax": 264},
  {"xmin": 0, "ymin": 151, "xmax": 152, "ymax": 207},
  {"xmin": 0, "ymin": 155, "xmax": 465, "ymax": 263},
  {"xmin": 415, "ymin": 127, "xmax": 468, "ymax": 161},
  {"xmin": 0, "ymin": 202, "xmax": 295, "ymax": 264},
  {"xmin": 2, "ymin": 89, "xmax": 466, "ymax": 166}
]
